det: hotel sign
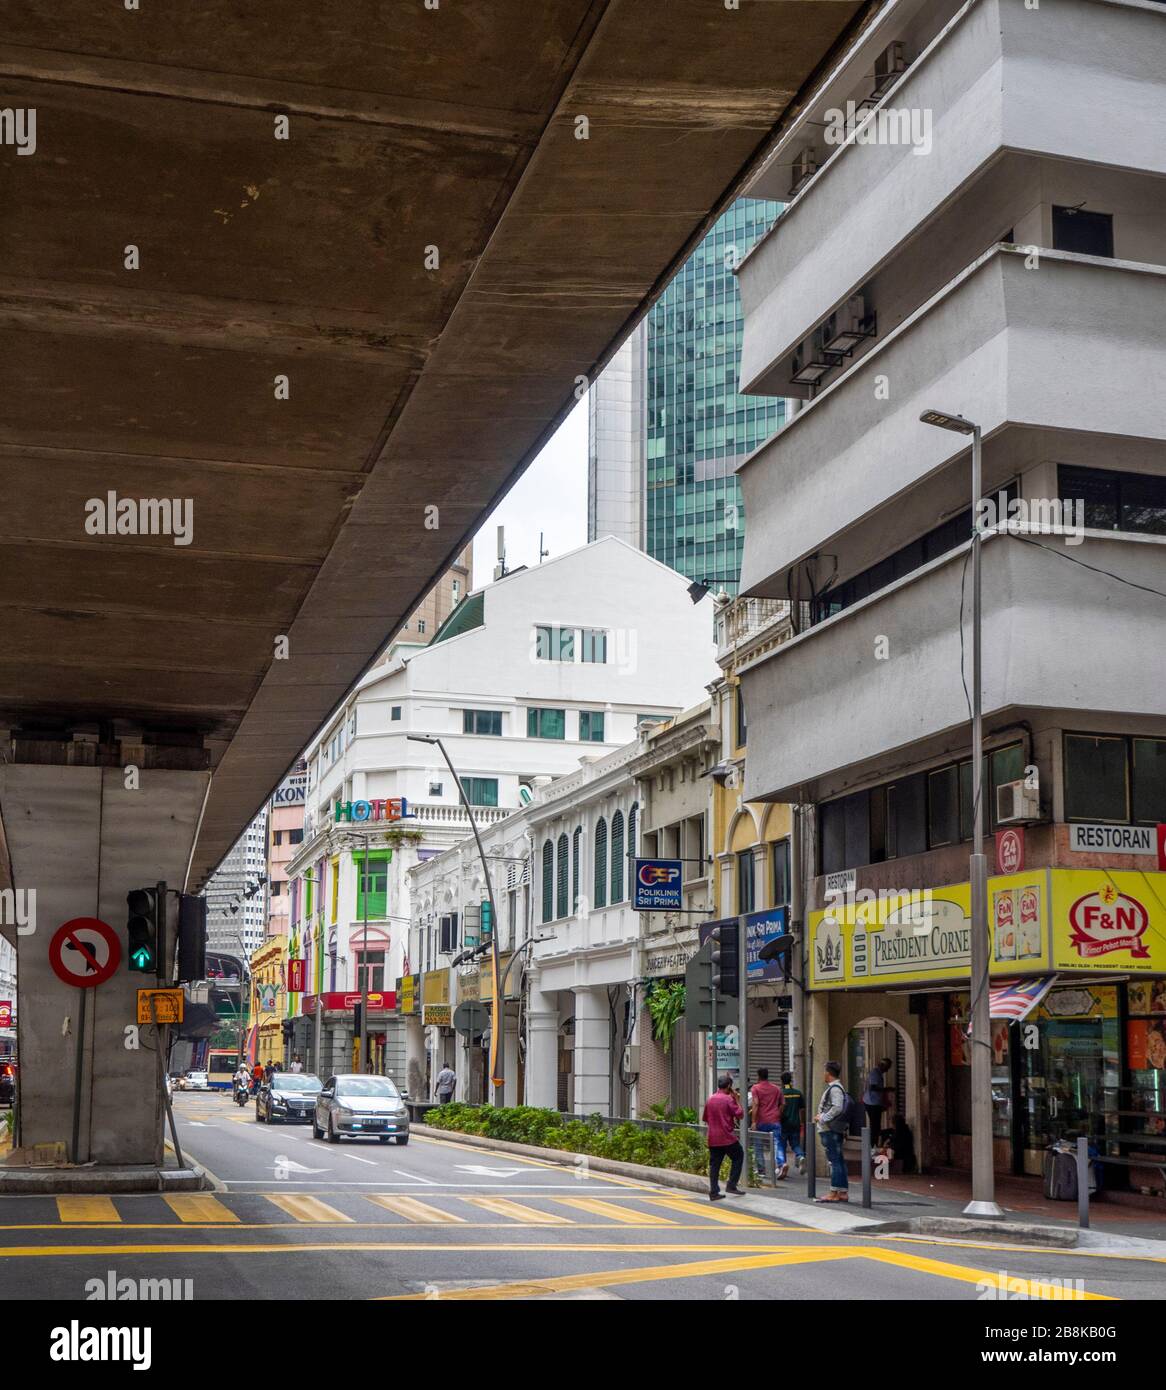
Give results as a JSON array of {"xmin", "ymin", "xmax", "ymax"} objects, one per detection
[{"xmin": 334, "ymin": 797, "xmax": 409, "ymax": 823}]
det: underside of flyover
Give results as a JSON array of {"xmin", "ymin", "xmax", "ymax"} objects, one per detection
[{"xmin": 0, "ymin": 1, "xmax": 871, "ymax": 1165}]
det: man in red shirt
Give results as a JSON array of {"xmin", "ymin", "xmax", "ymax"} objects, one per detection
[
  {"xmin": 702, "ymin": 1073, "xmax": 745, "ymax": 1202},
  {"xmin": 750, "ymin": 1067, "xmax": 785, "ymax": 1179}
]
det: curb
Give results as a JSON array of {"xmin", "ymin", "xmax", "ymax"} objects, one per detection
[{"xmin": 0, "ymin": 1164, "xmax": 207, "ymax": 1195}]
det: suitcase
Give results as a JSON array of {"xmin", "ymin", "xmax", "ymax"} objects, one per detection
[{"xmin": 1043, "ymin": 1146, "xmax": 1078, "ymax": 1201}]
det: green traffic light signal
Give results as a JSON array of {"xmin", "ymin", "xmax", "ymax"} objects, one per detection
[{"xmin": 127, "ymin": 887, "xmax": 159, "ymax": 976}]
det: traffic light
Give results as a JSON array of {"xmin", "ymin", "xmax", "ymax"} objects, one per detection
[
  {"xmin": 177, "ymin": 893, "xmax": 206, "ymax": 982},
  {"xmin": 126, "ymin": 884, "xmax": 164, "ymax": 975},
  {"xmin": 710, "ymin": 920, "xmax": 740, "ymax": 997},
  {"xmin": 684, "ymin": 939, "xmax": 715, "ymax": 1031},
  {"xmin": 480, "ymin": 900, "xmax": 494, "ymax": 942}
]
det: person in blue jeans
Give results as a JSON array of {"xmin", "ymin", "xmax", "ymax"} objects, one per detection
[
  {"xmin": 775, "ymin": 1071, "xmax": 805, "ymax": 1176},
  {"xmin": 814, "ymin": 1060, "xmax": 849, "ymax": 1202}
]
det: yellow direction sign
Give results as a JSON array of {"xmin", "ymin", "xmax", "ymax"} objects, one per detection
[{"xmin": 137, "ymin": 988, "xmax": 184, "ymax": 1025}]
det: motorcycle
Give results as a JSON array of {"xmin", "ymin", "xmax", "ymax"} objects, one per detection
[{"xmin": 234, "ymin": 1079, "xmax": 251, "ymax": 1107}]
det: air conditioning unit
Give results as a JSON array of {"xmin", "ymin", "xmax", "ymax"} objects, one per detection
[
  {"xmin": 996, "ymin": 779, "xmax": 1040, "ymax": 825},
  {"xmin": 788, "ymin": 148, "xmax": 818, "ymax": 197},
  {"xmin": 874, "ymin": 40, "xmax": 908, "ymax": 88}
]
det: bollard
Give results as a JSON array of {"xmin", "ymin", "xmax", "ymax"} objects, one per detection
[
  {"xmin": 807, "ymin": 1120, "xmax": 816, "ymax": 1200},
  {"xmin": 1076, "ymin": 1135, "xmax": 1090, "ymax": 1230},
  {"xmin": 861, "ymin": 1123, "xmax": 872, "ymax": 1209}
]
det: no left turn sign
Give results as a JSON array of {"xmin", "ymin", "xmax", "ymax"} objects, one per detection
[{"xmin": 49, "ymin": 918, "xmax": 121, "ymax": 988}]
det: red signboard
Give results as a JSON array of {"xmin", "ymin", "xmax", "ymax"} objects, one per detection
[
  {"xmin": 302, "ymin": 990, "xmax": 396, "ymax": 1015},
  {"xmin": 0, "ymin": 1001, "xmax": 11, "ymax": 1028},
  {"xmin": 49, "ymin": 918, "xmax": 121, "ymax": 988},
  {"xmin": 1158, "ymin": 824, "xmax": 1166, "ymax": 873},
  {"xmin": 995, "ymin": 827, "xmax": 1024, "ymax": 875},
  {"xmin": 287, "ymin": 958, "xmax": 306, "ymax": 993}
]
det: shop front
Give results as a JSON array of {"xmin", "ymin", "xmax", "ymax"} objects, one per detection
[{"xmin": 808, "ymin": 868, "xmax": 1166, "ymax": 1191}]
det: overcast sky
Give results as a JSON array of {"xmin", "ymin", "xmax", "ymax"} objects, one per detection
[{"xmin": 472, "ymin": 396, "xmax": 589, "ymax": 582}]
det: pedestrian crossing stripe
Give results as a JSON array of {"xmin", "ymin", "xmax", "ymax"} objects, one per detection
[
  {"xmin": 551, "ymin": 1197, "xmax": 678, "ymax": 1226},
  {"xmin": 460, "ymin": 1196, "xmax": 572, "ymax": 1225},
  {"xmin": 365, "ymin": 1195, "xmax": 466, "ymax": 1224},
  {"xmin": 639, "ymin": 1196, "xmax": 777, "ymax": 1227},
  {"xmin": 165, "ymin": 1194, "xmax": 240, "ymax": 1224},
  {"xmin": 56, "ymin": 1197, "xmax": 119, "ymax": 1223},
  {"xmin": 266, "ymin": 1195, "xmax": 353, "ymax": 1223}
]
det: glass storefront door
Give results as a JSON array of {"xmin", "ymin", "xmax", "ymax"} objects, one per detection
[{"xmin": 1018, "ymin": 984, "xmax": 1120, "ymax": 1177}]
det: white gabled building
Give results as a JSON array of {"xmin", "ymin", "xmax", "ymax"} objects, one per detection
[{"xmin": 288, "ymin": 537, "xmax": 718, "ymax": 1084}]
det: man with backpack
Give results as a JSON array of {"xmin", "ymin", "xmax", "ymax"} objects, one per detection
[{"xmin": 814, "ymin": 1060, "xmax": 851, "ymax": 1202}]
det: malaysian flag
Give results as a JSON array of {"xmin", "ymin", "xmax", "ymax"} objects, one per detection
[{"xmin": 989, "ymin": 977, "xmax": 1056, "ymax": 1022}]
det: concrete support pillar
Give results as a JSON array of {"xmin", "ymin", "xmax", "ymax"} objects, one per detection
[
  {"xmin": 0, "ymin": 763, "xmax": 209, "ymax": 1167},
  {"xmin": 503, "ymin": 1006, "xmax": 520, "ymax": 1107},
  {"xmin": 525, "ymin": 981, "xmax": 559, "ymax": 1110},
  {"xmin": 572, "ymin": 987, "xmax": 610, "ymax": 1115},
  {"xmin": 403, "ymin": 1015, "xmax": 426, "ymax": 1100}
]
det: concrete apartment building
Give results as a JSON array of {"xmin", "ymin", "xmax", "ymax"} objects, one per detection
[
  {"xmin": 288, "ymin": 538, "xmax": 718, "ymax": 1084},
  {"xmin": 377, "ymin": 545, "xmax": 474, "ymax": 665},
  {"xmin": 734, "ymin": 0, "xmax": 1166, "ymax": 1189}
]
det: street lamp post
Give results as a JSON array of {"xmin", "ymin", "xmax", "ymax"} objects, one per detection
[
  {"xmin": 408, "ymin": 734, "xmax": 506, "ymax": 1105},
  {"xmin": 920, "ymin": 409, "xmax": 1002, "ymax": 1218}
]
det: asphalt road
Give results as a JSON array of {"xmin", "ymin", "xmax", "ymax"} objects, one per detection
[{"xmin": 1, "ymin": 1091, "xmax": 1163, "ymax": 1302}]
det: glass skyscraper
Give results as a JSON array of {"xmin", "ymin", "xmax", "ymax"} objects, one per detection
[{"xmin": 589, "ymin": 198, "xmax": 784, "ymax": 595}]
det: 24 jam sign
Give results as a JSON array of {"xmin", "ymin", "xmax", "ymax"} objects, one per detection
[{"xmin": 1069, "ymin": 883, "xmax": 1149, "ymax": 959}]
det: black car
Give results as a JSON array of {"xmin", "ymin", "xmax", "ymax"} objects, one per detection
[{"xmin": 255, "ymin": 1072, "xmax": 322, "ymax": 1123}]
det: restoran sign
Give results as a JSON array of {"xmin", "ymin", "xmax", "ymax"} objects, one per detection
[{"xmin": 334, "ymin": 797, "xmax": 409, "ymax": 823}]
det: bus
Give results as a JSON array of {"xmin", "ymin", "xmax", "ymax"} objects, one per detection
[{"xmin": 207, "ymin": 1047, "xmax": 241, "ymax": 1091}]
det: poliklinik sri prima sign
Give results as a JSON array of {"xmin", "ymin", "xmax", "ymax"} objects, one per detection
[{"xmin": 333, "ymin": 797, "xmax": 409, "ymax": 823}]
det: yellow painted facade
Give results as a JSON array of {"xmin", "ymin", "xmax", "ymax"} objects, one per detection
[{"xmin": 250, "ymin": 934, "xmax": 288, "ymax": 1065}]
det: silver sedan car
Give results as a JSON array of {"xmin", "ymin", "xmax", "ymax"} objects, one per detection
[{"xmin": 313, "ymin": 1074, "xmax": 410, "ymax": 1145}]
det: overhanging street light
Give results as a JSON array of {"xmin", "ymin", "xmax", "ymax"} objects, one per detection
[
  {"xmin": 920, "ymin": 407, "xmax": 1002, "ymax": 1218},
  {"xmin": 408, "ymin": 734, "xmax": 506, "ymax": 1105}
]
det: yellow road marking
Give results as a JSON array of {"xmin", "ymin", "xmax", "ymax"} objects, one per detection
[
  {"xmin": 0, "ymin": 1242, "xmax": 808, "ymax": 1259},
  {"xmin": 164, "ymin": 1195, "xmax": 239, "ymax": 1224},
  {"xmin": 266, "ymin": 1195, "xmax": 353, "ymax": 1224},
  {"xmin": 385, "ymin": 1248, "xmax": 844, "ymax": 1299},
  {"xmin": 640, "ymin": 1196, "xmax": 781, "ymax": 1227},
  {"xmin": 56, "ymin": 1197, "xmax": 120, "ymax": 1224},
  {"xmin": 366, "ymin": 1196, "xmax": 466, "ymax": 1224},
  {"xmin": 864, "ymin": 1245, "xmax": 1115, "ymax": 1298},
  {"xmin": 879, "ymin": 1233, "xmax": 1166, "ymax": 1264},
  {"xmin": 461, "ymin": 1196, "xmax": 572, "ymax": 1225},
  {"xmin": 0, "ymin": 1220, "xmax": 795, "ymax": 1233},
  {"xmin": 551, "ymin": 1197, "xmax": 678, "ymax": 1226}
]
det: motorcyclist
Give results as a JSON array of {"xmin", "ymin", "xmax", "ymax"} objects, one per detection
[{"xmin": 233, "ymin": 1063, "xmax": 250, "ymax": 1100}]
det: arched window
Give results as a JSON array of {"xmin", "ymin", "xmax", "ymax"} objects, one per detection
[
  {"xmin": 610, "ymin": 809, "xmax": 625, "ymax": 903},
  {"xmin": 541, "ymin": 840, "xmax": 554, "ymax": 923},
  {"xmin": 572, "ymin": 827, "xmax": 582, "ymax": 912},
  {"xmin": 627, "ymin": 802, "xmax": 638, "ymax": 902},
  {"xmin": 593, "ymin": 817, "xmax": 608, "ymax": 909},
  {"xmin": 556, "ymin": 833, "xmax": 569, "ymax": 919}
]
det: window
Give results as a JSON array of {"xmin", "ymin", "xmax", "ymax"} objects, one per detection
[
  {"xmin": 772, "ymin": 839, "xmax": 791, "ymax": 908},
  {"xmin": 928, "ymin": 765, "xmax": 960, "ymax": 848},
  {"xmin": 463, "ymin": 709, "xmax": 502, "ymax": 736},
  {"xmin": 579, "ymin": 710, "xmax": 605, "ymax": 742},
  {"xmin": 273, "ymin": 830, "xmax": 283, "ymax": 847},
  {"xmin": 355, "ymin": 852, "xmax": 390, "ymax": 919},
  {"xmin": 572, "ymin": 827, "xmax": 583, "ymax": 911},
  {"xmin": 535, "ymin": 625, "xmax": 575, "ymax": 662},
  {"xmin": 1052, "ymin": 206, "xmax": 1113, "ymax": 258},
  {"xmin": 610, "ymin": 810, "xmax": 625, "ymax": 903},
  {"xmin": 527, "ymin": 707, "xmax": 566, "ymax": 739},
  {"xmin": 627, "ymin": 804, "xmax": 638, "ymax": 900},
  {"xmin": 417, "ymin": 619, "xmax": 426, "ymax": 634},
  {"xmin": 462, "ymin": 777, "xmax": 498, "ymax": 807},
  {"xmin": 428, "ymin": 781, "xmax": 442, "ymax": 797},
  {"xmin": 452, "ymin": 580, "xmax": 460, "ymax": 601},
  {"xmin": 556, "ymin": 834, "xmax": 569, "ymax": 919},
  {"xmin": 886, "ymin": 778, "xmax": 924, "ymax": 861},
  {"xmin": 288, "ymin": 828, "xmax": 304, "ymax": 846},
  {"xmin": 734, "ymin": 687, "xmax": 747, "ymax": 749},
  {"xmin": 1065, "ymin": 734, "xmax": 1166, "ymax": 825},
  {"xmin": 581, "ymin": 629, "xmax": 607, "ymax": 663},
  {"xmin": 1059, "ymin": 466, "xmax": 1166, "ymax": 537},
  {"xmin": 685, "ymin": 815, "xmax": 705, "ymax": 881},
  {"xmin": 390, "ymin": 706, "xmax": 402, "ymax": 721},
  {"xmin": 355, "ymin": 949, "xmax": 385, "ymax": 993},
  {"xmin": 541, "ymin": 840, "xmax": 554, "ymax": 923},
  {"xmin": 594, "ymin": 817, "xmax": 608, "ymax": 909},
  {"xmin": 737, "ymin": 850, "xmax": 755, "ymax": 914}
]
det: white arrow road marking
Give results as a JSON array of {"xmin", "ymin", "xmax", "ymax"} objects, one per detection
[
  {"xmin": 344, "ymin": 1153, "xmax": 378, "ymax": 1165},
  {"xmin": 394, "ymin": 1169, "xmax": 435, "ymax": 1184},
  {"xmin": 454, "ymin": 1164, "xmax": 530, "ymax": 1176},
  {"xmin": 272, "ymin": 1159, "xmax": 332, "ymax": 1174}
]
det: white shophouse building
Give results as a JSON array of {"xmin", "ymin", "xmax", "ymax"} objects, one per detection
[{"xmin": 288, "ymin": 538, "xmax": 718, "ymax": 1085}]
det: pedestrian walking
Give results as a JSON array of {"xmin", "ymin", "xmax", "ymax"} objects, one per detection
[
  {"xmin": 703, "ymin": 1073, "xmax": 745, "ymax": 1203},
  {"xmin": 777, "ymin": 1070, "xmax": 806, "ymax": 1176},
  {"xmin": 749, "ymin": 1067, "xmax": 784, "ymax": 1178},
  {"xmin": 814, "ymin": 1060, "xmax": 850, "ymax": 1203},
  {"xmin": 864, "ymin": 1056, "xmax": 892, "ymax": 1140},
  {"xmin": 289, "ymin": 1054, "xmax": 304, "ymax": 1074},
  {"xmin": 435, "ymin": 1063, "xmax": 457, "ymax": 1103}
]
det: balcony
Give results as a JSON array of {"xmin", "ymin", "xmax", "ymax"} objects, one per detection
[
  {"xmin": 737, "ymin": 0, "xmax": 1166, "ymax": 394},
  {"xmin": 739, "ymin": 529, "xmax": 1166, "ymax": 804},
  {"xmin": 714, "ymin": 595, "xmax": 794, "ymax": 666},
  {"xmin": 739, "ymin": 248, "xmax": 1166, "ymax": 598}
]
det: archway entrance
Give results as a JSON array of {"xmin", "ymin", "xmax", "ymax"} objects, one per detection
[{"xmin": 848, "ymin": 1015, "xmax": 919, "ymax": 1164}]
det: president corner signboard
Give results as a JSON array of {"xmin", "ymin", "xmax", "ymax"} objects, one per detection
[{"xmin": 632, "ymin": 858, "xmax": 683, "ymax": 910}]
